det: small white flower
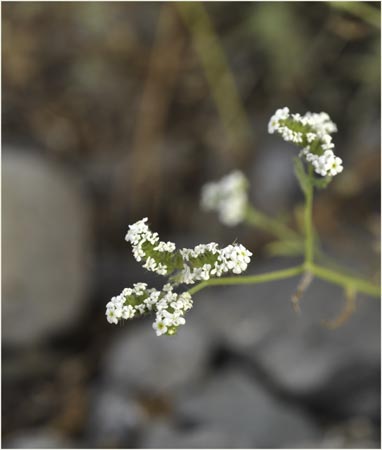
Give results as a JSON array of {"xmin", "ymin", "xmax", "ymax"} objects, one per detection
[
  {"xmin": 156, "ymin": 263, "xmax": 168, "ymax": 275},
  {"xmin": 154, "ymin": 241, "xmax": 176, "ymax": 253},
  {"xmin": 235, "ymin": 244, "xmax": 252, "ymax": 264},
  {"xmin": 153, "ymin": 319, "xmax": 168, "ymax": 336},
  {"xmin": 121, "ymin": 305, "xmax": 135, "ymax": 319},
  {"xmin": 114, "ymin": 305, "xmax": 123, "ymax": 318},
  {"xmin": 135, "ymin": 304, "xmax": 147, "ymax": 314},
  {"xmin": 134, "ymin": 282, "xmax": 147, "ymax": 292},
  {"xmin": 162, "ymin": 284, "xmax": 173, "ymax": 292},
  {"xmin": 328, "ymin": 156, "xmax": 343, "ymax": 176},
  {"xmin": 173, "ymin": 316, "xmax": 186, "ymax": 326},
  {"xmin": 111, "ymin": 295, "xmax": 123, "ymax": 306},
  {"xmin": 146, "ymin": 232, "xmax": 159, "ymax": 245},
  {"xmin": 200, "ymin": 264, "xmax": 211, "ymax": 280},
  {"xmin": 106, "ymin": 308, "xmax": 119, "ymax": 325},
  {"xmin": 232, "ymin": 259, "xmax": 248, "ymax": 274},
  {"xmin": 143, "ymin": 257, "xmax": 157, "ymax": 271}
]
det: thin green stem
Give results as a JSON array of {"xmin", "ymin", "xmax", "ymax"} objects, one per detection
[
  {"xmin": 304, "ymin": 166, "xmax": 314, "ymax": 266},
  {"xmin": 311, "ymin": 264, "xmax": 380, "ymax": 298},
  {"xmin": 188, "ymin": 265, "xmax": 304, "ymax": 296},
  {"xmin": 245, "ymin": 206, "xmax": 300, "ymax": 241},
  {"xmin": 187, "ymin": 262, "xmax": 380, "ymax": 298},
  {"xmin": 187, "ymin": 149, "xmax": 380, "ymax": 304}
]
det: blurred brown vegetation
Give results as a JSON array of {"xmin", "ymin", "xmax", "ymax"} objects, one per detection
[{"xmin": 3, "ymin": 2, "xmax": 380, "ymax": 234}]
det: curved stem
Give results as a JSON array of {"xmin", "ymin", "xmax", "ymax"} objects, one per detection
[
  {"xmin": 311, "ymin": 264, "xmax": 380, "ymax": 298},
  {"xmin": 188, "ymin": 265, "xmax": 304, "ymax": 296},
  {"xmin": 187, "ymin": 263, "xmax": 380, "ymax": 298}
]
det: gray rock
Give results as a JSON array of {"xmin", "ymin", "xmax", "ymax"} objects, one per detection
[
  {"xmin": 103, "ymin": 320, "xmax": 212, "ymax": 393},
  {"xmin": 250, "ymin": 141, "xmax": 297, "ymax": 215},
  {"xmin": 303, "ymin": 417, "xmax": 380, "ymax": 449},
  {"xmin": 141, "ymin": 422, "xmax": 253, "ymax": 448},
  {"xmin": 186, "ymin": 258, "xmax": 310, "ymax": 352},
  {"xmin": 189, "ymin": 259, "xmax": 380, "ymax": 403},
  {"xmin": 252, "ymin": 282, "xmax": 380, "ymax": 404},
  {"xmin": 87, "ymin": 387, "xmax": 144, "ymax": 447},
  {"xmin": 176, "ymin": 368, "xmax": 320, "ymax": 448},
  {"xmin": 2, "ymin": 150, "xmax": 90, "ymax": 347},
  {"xmin": 3, "ymin": 429, "xmax": 74, "ymax": 448}
]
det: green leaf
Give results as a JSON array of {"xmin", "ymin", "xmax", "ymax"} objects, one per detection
[{"xmin": 293, "ymin": 157, "xmax": 310, "ymax": 194}]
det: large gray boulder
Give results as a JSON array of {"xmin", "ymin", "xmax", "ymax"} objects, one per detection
[
  {"xmin": 2, "ymin": 150, "xmax": 90, "ymax": 347},
  {"xmin": 173, "ymin": 368, "xmax": 320, "ymax": 448},
  {"xmin": 103, "ymin": 320, "xmax": 212, "ymax": 394}
]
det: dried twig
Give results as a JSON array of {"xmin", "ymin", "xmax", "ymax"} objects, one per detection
[
  {"xmin": 113, "ymin": 4, "xmax": 185, "ymax": 217},
  {"xmin": 322, "ymin": 287, "xmax": 357, "ymax": 329},
  {"xmin": 291, "ymin": 271, "xmax": 314, "ymax": 314}
]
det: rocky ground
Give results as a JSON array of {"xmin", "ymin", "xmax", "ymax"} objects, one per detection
[{"xmin": 2, "ymin": 148, "xmax": 380, "ymax": 448}]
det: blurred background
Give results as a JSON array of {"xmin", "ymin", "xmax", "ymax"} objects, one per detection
[{"xmin": 2, "ymin": 2, "xmax": 381, "ymax": 448}]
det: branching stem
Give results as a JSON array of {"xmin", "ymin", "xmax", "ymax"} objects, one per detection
[
  {"xmin": 188, "ymin": 265, "xmax": 304, "ymax": 295},
  {"xmin": 189, "ymin": 164, "xmax": 380, "ymax": 300},
  {"xmin": 188, "ymin": 262, "xmax": 380, "ymax": 298}
]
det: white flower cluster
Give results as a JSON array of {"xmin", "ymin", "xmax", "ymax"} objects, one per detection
[
  {"xmin": 106, "ymin": 282, "xmax": 193, "ymax": 336},
  {"xmin": 125, "ymin": 217, "xmax": 252, "ymax": 283},
  {"xmin": 268, "ymin": 107, "xmax": 343, "ymax": 177},
  {"xmin": 125, "ymin": 218, "xmax": 177, "ymax": 276},
  {"xmin": 106, "ymin": 282, "xmax": 147, "ymax": 324},
  {"xmin": 300, "ymin": 148, "xmax": 343, "ymax": 177},
  {"xmin": 201, "ymin": 171, "xmax": 248, "ymax": 226},
  {"xmin": 107, "ymin": 218, "xmax": 253, "ymax": 336},
  {"xmin": 152, "ymin": 287, "xmax": 193, "ymax": 336},
  {"xmin": 178, "ymin": 242, "xmax": 252, "ymax": 284}
]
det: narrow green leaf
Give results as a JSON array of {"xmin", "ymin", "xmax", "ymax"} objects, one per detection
[{"xmin": 293, "ymin": 157, "xmax": 310, "ymax": 194}]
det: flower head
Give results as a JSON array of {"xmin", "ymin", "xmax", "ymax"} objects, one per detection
[
  {"xmin": 268, "ymin": 107, "xmax": 343, "ymax": 178},
  {"xmin": 201, "ymin": 170, "xmax": 248, "ymax": 226}
]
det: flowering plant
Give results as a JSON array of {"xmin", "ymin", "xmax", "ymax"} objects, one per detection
[
  {"xmin": 106, "ymin": 217, "xmax": 252, "ymax": 335},
  {"xmin": 106, "ymin": 108, "xmax": 380, "ymax": 336}
]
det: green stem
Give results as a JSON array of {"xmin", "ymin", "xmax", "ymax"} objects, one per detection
[
  {"xmin": 188, "ymin": 154, "xmax": 380, "ymax": 303},
  {"xmin": 187, "ymin": 263, "xmax": 380, "ymax": 298},
  {"xmin": 245, "ymin": 206, "xmax": 300, "ymax": 241},
  {"xmin": 311, "ymin": 264, "xmax": 380, "ymax": 298},
  {"xmin": 188, "ymin": 265, "xmax": 304, "ymax": 296},
  {"xmin": 304, "ymin": 166, "xmax": 314, "ymax": 266}
]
